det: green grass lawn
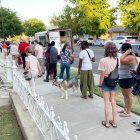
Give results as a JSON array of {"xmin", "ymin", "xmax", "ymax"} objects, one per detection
[
  {"xmin": 94, "ymin": 86, "xmax": 140, "ymax": 116},
  {"xmin": 0, "ymin": 106, "xmax": 23, "ymax": 140},
  {"xmin": 61, "ymin": 67, "xmax": 140, "ymax": 116}
]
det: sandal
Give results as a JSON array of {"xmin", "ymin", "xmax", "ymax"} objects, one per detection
[
  {"xmin": 119, "ymin": 112, "xmax": 131, "ymax": 117},
  {"xmin": 132, "ymin": 121, "xmax": 140, "ymax": 127},
  {"xmin": 88, "ymin": 94, "xmax": 94, "ymax": 99},
  {"xmin": 101, "ymin": 121, "xmax": 110, "ymax": 128},
  {"xmin": 80, "ymin": 96, "xmax": 87, "ymax": 99},
  {"xmin": 135, "ymin": 128, "xmax": 140, "ymax": 134},
  {"xmin": 117, "ymin": 110, "xmax": 124, "ymax": 113},
  {"xmin": 109, "ymin": 120, "xmax": 117, "ymax": 128}
]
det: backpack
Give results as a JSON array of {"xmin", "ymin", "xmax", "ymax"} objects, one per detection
[{"xmin": 104, "ymin": 58, "xmax": 119, "ymax": 88}]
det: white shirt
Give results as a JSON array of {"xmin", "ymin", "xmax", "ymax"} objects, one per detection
[
  {"xmin": 35, "ymin": 44, "xmax": 43, "ymax": 59},
  {"xmin": 10, "ymin": 44, "xmax": 19, "ymax": 55},
  {"xmin": 25, "ymin": 55, "xmax": 38, "ymax": 76},
  {"xmin": 79, "ymin": 49, "xmax": 94, "ymax": 70}
]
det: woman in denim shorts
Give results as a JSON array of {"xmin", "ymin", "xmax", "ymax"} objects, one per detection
[{"xmin": 98, "ymin": 42, "xmax": 118, "ymax": 128}]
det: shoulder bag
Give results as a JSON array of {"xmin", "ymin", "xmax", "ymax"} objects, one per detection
[
  {"xmin": 104, "ymin": 58, "xmax": 119, "ymax": 88},
  {"xmin": 23, "ymin": 57, "xmax": 32, "ymax": 81}
]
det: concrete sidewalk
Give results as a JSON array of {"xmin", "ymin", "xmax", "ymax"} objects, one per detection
[
  {"xmin": 0, "ymin": 52, "xmax": 140, "ymax": 139},
  {"xmin": 35, "ymin": 73, "xmax": 140, "ymax": 140}
]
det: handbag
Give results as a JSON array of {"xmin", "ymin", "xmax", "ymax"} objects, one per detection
[
  {"xmin": 104, "ymin": 58, "xmax": 119, "ymax": 88},
  {"xmin": 69, "ymin": 56, "xmax": 74, "ymax": 64},
  {"xmin": 23, "ymin": 57, "xmax": 32, "ymax": 81}
]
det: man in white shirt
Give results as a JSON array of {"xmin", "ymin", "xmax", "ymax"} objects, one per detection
[
  {"xmin": 34, "ymin": 40, "xmax": 45, "ymax": 75},
  {"xmin": 78, "ymin": 41, "xmax": 95, "ymax": 99}
]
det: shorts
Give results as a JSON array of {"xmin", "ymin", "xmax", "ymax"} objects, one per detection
[
  {"xmin": 102, "ymin": 80, "xmax": 117, "ymax": 92},
  {"xmin": 2, "ymin": 48, "xmax": 7, "ymax": 52},
  {"xmin": 119, "ymin": 78, "xmax": 133, "ymax": 89}
]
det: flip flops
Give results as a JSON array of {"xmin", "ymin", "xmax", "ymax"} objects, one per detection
[
  {"xmin": 109, "ymin": 120, "xmax": 117, "ymax": 128},
  {"xmin": 101, "ymin": 121, "xmax": 110, "ymax": 128},
  {"xmin": 132, "ymin": 121, "xmax": 140, "ymax": 127},
  {"xmin": 117, "ymin": 110, "xmax": 124, "ymax": 113},
  {"xmin": 119, "ymin": 112, "xmax": 131, "ymax": 117}
]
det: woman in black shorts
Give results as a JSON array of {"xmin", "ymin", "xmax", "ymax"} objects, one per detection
[{"xmin": 118, "ymin": 43, "xmax": 138, "ymax": 117}]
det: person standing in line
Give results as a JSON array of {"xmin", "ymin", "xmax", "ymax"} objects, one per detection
[
  {"xmin": 0, "ymin": 42, "xmax": 2, "ymax": 53},
  {"xmin": 98, "ymin": 42, "xmax": 118, "ymax": 128},
  {"xmin": 1, "ymin": 41, "xmax": 8, "ymax": 58},
  {"xmin": 25, "ymin": 47, "xmax": 42, "ymax": 98},
  {"xmin": 59, "ymin": 42, "xmax": 72, "ymax": 80},
  {"xmin": 18, "ymin": 37, "xmax": 30, "ymax": 69},
  {"xmin": 78, "ymin": 41, "xmax": 95, "ymax": 99},
  {"xmin": 44, "ymin": 43, "xmax": 54, "ymax": 80},
  {"xmin": 44, "ymin": 41, "xmax": 58, "ymax": 82},
  {"xmin": 118, "ymin": 43, "xmax": 138, "ymax": 117},
  {"xmin": 10, "ymin": 41, "xmax": 19, "ymax": 63},
  {"xmin": 131, "ymin": 62, "xmax": 140, "ymax": 133},
  {"xmin": 30, "ymin": 41, "xmax": 35, "ymax": 56},
  {"xmin": 34, "ymin": 40, "xmax": 44, "ymax": 75}
]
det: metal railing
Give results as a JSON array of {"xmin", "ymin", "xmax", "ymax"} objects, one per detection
[
  {"xmin": 0, "ymin": 56, "xmax": 78, "ymax": 140},
  {"xmin": 0, "ymin": 57, "xmax": 13, "ymax": 97}
]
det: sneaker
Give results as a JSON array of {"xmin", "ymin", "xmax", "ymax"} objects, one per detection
[
  {"xmin": 135, "ymin": 128, "xmax": 140, "ymax": 134},
  {"xmin": 43, "ymin": 79, "xmax": 49, "ymax": 82},
  {"xmin": 132, "ymin": 121, "xmax": 140, "ymax": 127}
]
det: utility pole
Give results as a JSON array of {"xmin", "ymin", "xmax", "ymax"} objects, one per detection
[{"xmin": 0, "ymin": 0, "xmax": 5, "ymax": 41}]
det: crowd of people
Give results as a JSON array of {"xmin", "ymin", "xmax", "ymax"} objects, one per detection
[
  {"xmin": 98, "ymin": 42, "xmax": 140, "ymax": 132},
  {"xmin": 0, "ymin": 38, "xmax": 140, "ymax": 133}
]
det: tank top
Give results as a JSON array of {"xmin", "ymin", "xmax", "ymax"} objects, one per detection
[{"xmin": 119, "ymin": 64, "xmax": 136, "ymax": 79}]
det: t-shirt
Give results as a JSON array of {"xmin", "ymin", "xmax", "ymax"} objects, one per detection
[
  {"xmin": 98, "ymin": 57, "xmax": 117, "ymax": 76},
  {"xmin": 2, "ymin": 43, "xmax": 8, "ymax": 49},
  {"xmin": 18, "ymin": 41, "xmax": 30, "ymax": 53},
  {"xmin": 60, "ymin": 48, "xmax": 72, "ymax": 63},
  {"xmin": 25, "ymin": 55, "xmax": 38, "ymax": 75},
  {"xmin": 79, "ymin": 49, "xmax": 94, "ymax": 70},
  {"xmin": 10, "ymin": 45, "xmax": 19, "ymax": 55},
  {"xmin": 49, "ymin": 46, "xmax": 58, "ymax": 63},
  {"xmin": 35, "ymin": 44, "xmax": 43, "ymax": 59}
]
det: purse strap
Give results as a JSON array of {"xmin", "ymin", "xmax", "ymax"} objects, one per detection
[
  {"xmin": 116, "ymin": 58, "xmax": 119, "ymax": 68},
  {"xmin": 107, "ymin": 58, "xmax": 119, "ymax": 78},
  {"xmin": 85, "ymin": 49, "xmax": 91, "ymax": 60},
  {"xmin": 27, "ymin": 57, "xmax": 31, "ymax": 70}
]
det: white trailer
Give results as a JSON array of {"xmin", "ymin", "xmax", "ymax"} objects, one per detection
[{"xmin": 35, "ymin": 28, "xmax": 73, "ymax": 54}]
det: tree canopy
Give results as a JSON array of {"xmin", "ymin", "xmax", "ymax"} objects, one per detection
[
  {"xmin": 22, "ymin": 18, "xmax": 46, "ymax": 36},
  {"xmin": 0, "ymin": 7, "xmax": 23, "ymax": 39},
  {"xmin": 118, "ymin": 0, "xmax": 140, "ymax": 32},
  {"xmin": 50, "ymin": 0, "xmax": 116, "ymax": 36}
]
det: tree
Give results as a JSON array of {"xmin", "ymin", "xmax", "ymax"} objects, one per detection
[
  {"xmin": 22, "ymin": 18, "xmax": 46, "ymax": 36},
  {"xmin": 0, "ymin": 7, "xmax": 23, "ymax": 39},
  {"xmin": 118, "ymin": 0, "xmax": 140, "ymax": 32},
  {"xmin": 51, "ymin": 0, "xmax": 115, "ymax": 37}
]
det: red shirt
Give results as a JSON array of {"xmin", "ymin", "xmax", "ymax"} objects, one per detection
[
  {"xmin": 18, "ymin": 41, "xmax": 29, "ymax": 53},
  {"xmin": 2, "ymin": 43, "xmax": 8, "ymax": 48}
]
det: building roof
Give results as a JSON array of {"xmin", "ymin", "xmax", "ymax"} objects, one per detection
[{"xmin": 107, "ymin": 26, "xmax": 127, "ymax": 33}]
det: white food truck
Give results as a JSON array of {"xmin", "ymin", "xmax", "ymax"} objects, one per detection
[{"xmin": 35, "ymin": 28, "xmax": 73, "ymax": 54}]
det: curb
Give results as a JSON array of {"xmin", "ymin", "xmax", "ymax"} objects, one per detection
[{"xmin": 10, "ymin": 92, "xmax": 44, "ymax": 140}]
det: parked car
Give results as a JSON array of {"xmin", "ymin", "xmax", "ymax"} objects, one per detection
[
  {"xmin": 92, "ymin": 39, "xmax": 106, "ymax": 46},
  {"xmin": 77, "ymin": 37, "xmax": 94, "ymax": 46},
  {"xmin": 117, "ymin": 43, "xmax": 140, "ymax": 63},
  {"xmin": 112, "ymin": 36, "xmax": 138, "ymax": 44}
]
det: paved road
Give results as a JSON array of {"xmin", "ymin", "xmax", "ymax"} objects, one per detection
[{"xmin": 73, "ymin": 45, "xmax": 104, "ymax": 74}]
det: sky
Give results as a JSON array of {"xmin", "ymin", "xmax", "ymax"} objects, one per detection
[{"xmin": 1, "ymin": 0, "xmax": 117, "ymax": 26}]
